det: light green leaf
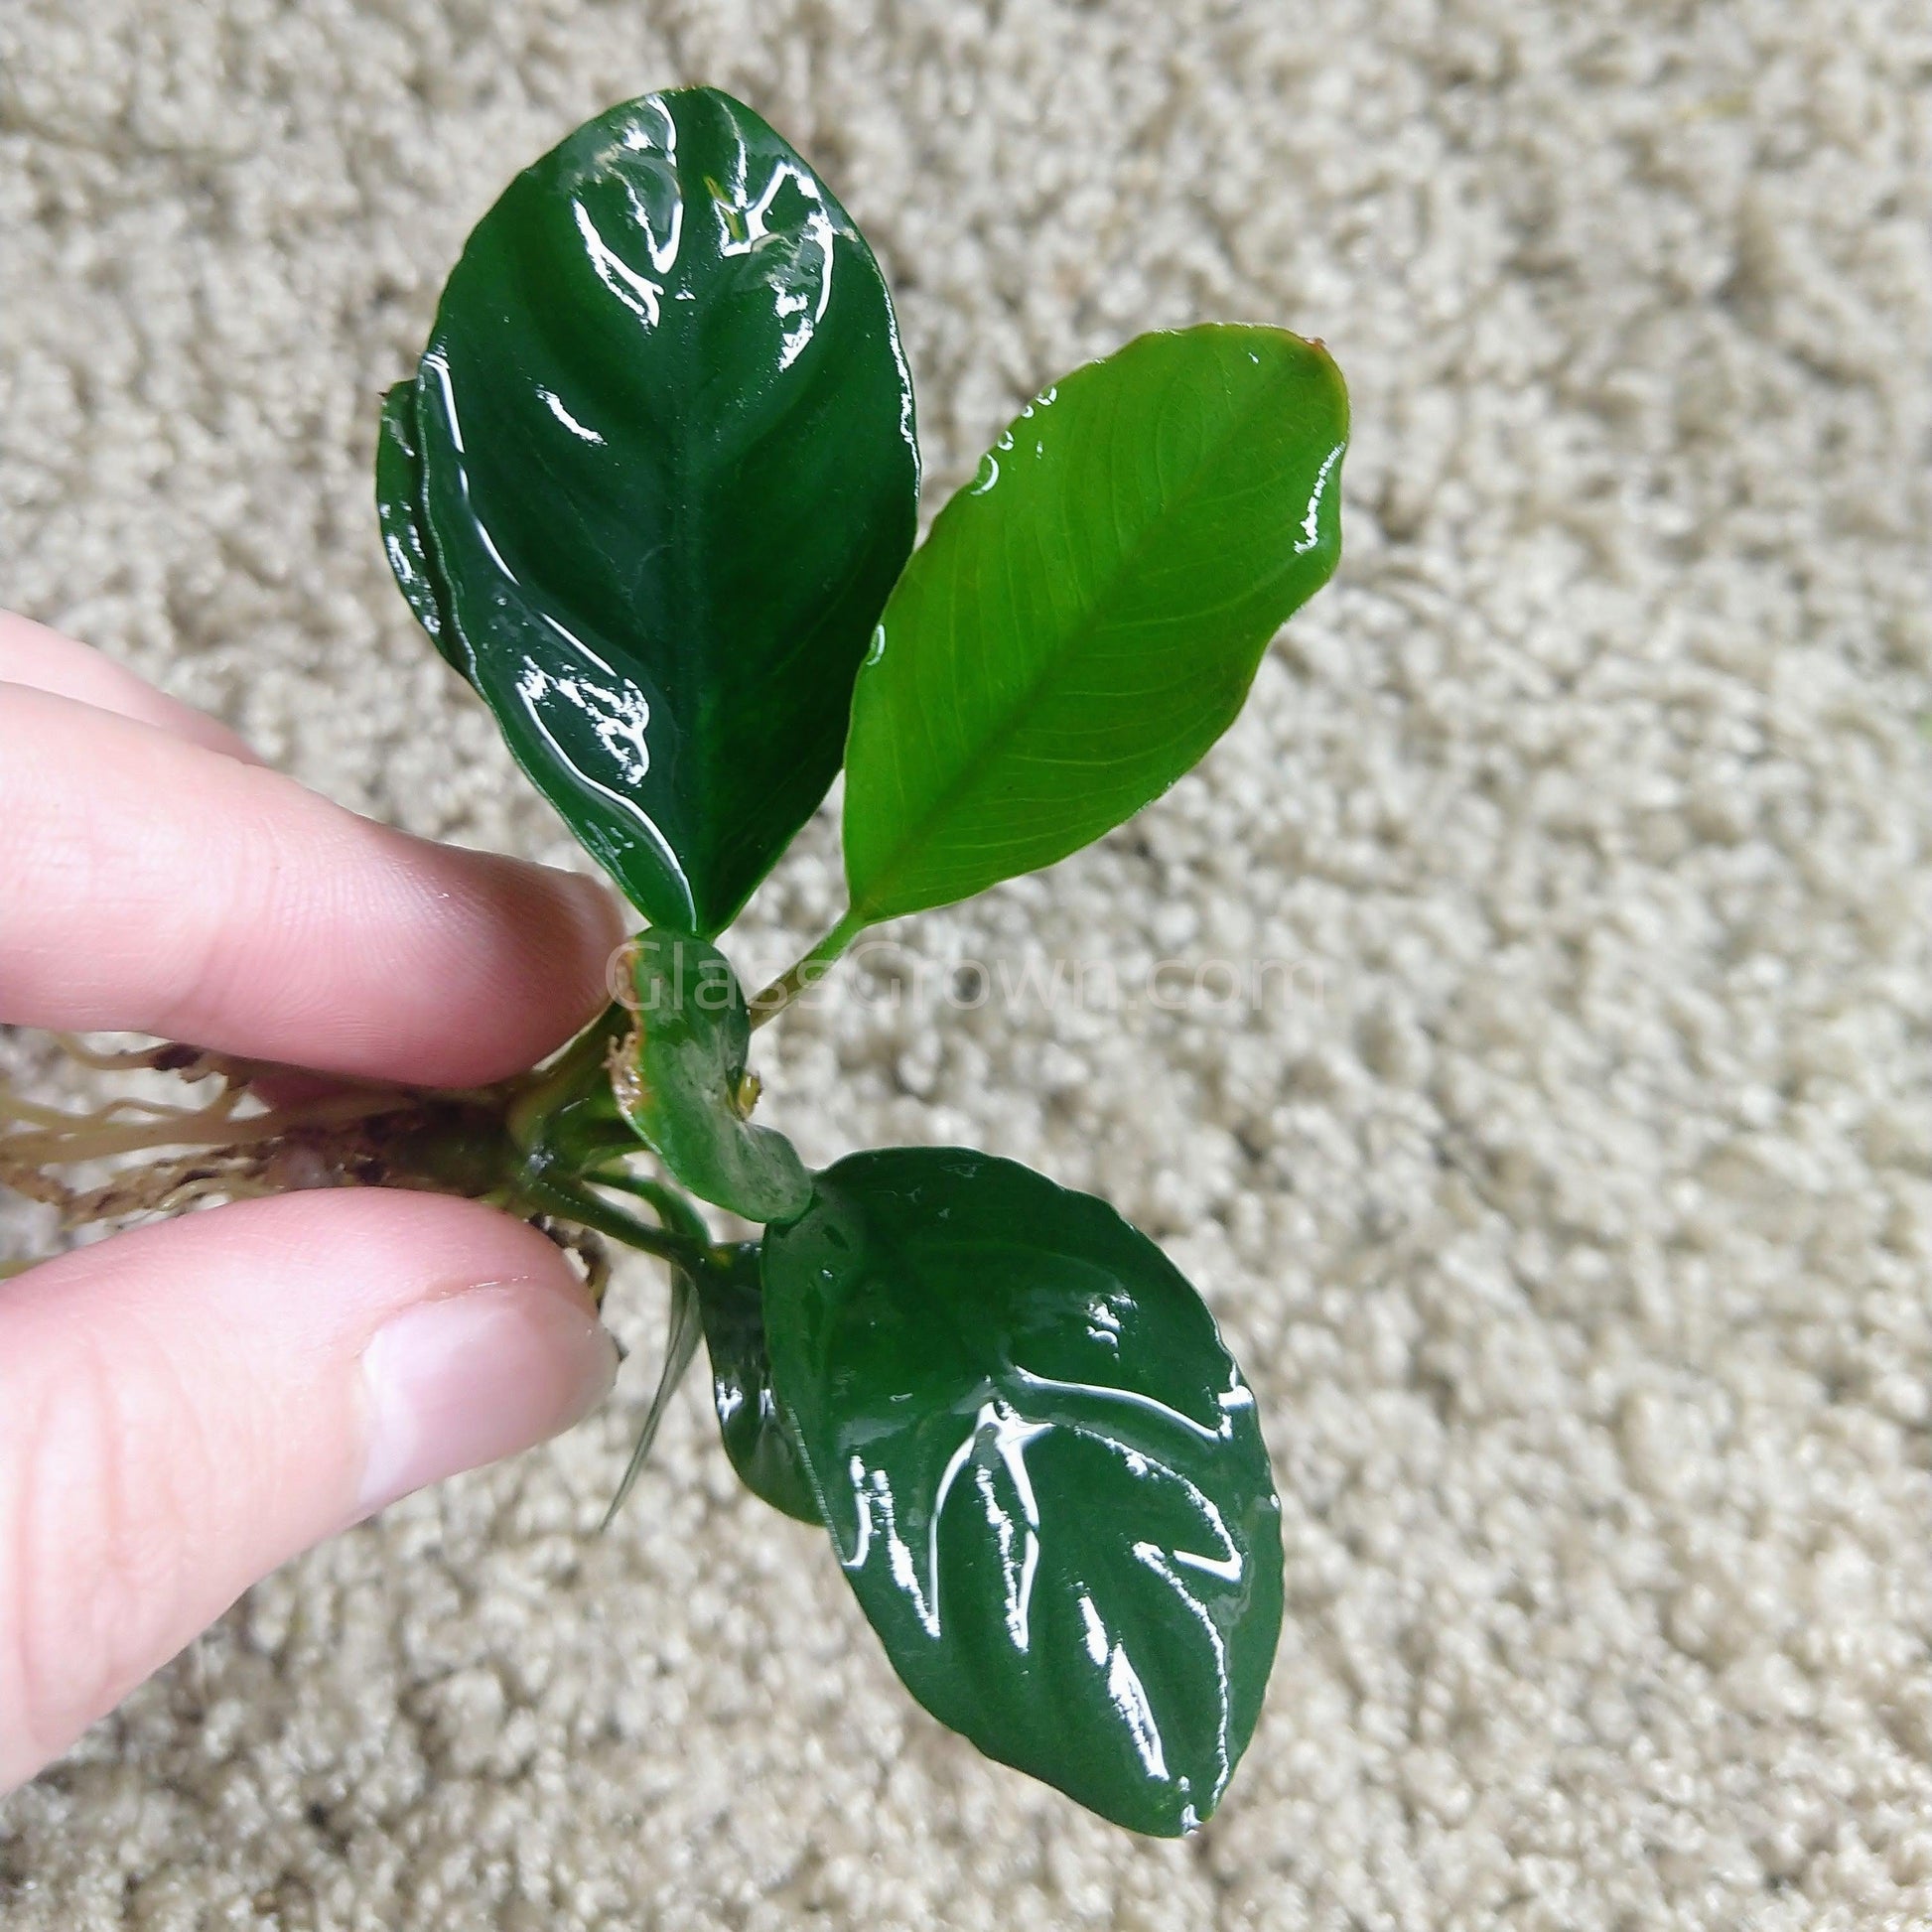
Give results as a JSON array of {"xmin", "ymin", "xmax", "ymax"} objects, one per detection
[
  {"xmin": 841, "ymin": 325, "xmax": 1346, "ymax": 924},
  {"xmin": 615, "ymin": 931, "xmax": 810, "ymax": 1224}
]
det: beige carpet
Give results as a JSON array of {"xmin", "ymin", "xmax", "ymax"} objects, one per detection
[{"xmin": 4, "ymin": 1, "xmax": 1932, "ymax": 1925}]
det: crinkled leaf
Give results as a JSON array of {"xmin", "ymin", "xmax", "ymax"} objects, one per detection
[
  {"xmin": 695, "ymin": 1241, "xmax": 821, "ymax": 1524},
  {"xmin": 615, "ymin": 931, "xmax": 809, "ymax": 1223},
  {"xmin": 389, "ymin": 86, "xmax": 919, "ymax": 933},
  {"xmin": 762, "ymin": 1147, "xmax": 1283, "ymax": 1836},
  {"xmin": 841, "ymin": 325, "xmax": 1345, "ymax": 924}
]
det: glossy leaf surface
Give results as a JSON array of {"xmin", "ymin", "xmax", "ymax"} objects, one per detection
[
  {"xmin": 763, "ymin": 1148, "xmax": 1283, "ymax": 1835},
  {"xmin": 374, "ymin": 381, "xmax": 457, "ymax": 672},
  {"xmin": 392, "ymin": 86, "xmax": 919, "ymax": 933},
  {"xmin": 841, "ymin": 326, "xmax": 1346, "ymax": 923},
  {"xmin": 615, "ymin": 931, "xmax": 810, "ymax": 1224},
  {"xmin": 696, "ymin": 1241, "xmax": 822, "ymax": 1524}
]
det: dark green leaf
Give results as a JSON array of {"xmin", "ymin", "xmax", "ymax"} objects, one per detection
[
  {"xmin": 841, "ymin": 326, "xmax": 1346, "ymax": 924},
  {"xmin": 762, "ymin": 1147, "xmax": 1283, "ymax": 1836},
  {"xmin": 395, "ymin": 87, "xmax": 919, "ymax": 934},
  {"xmin": 373, "ymin": 380, "xmax": 460, "ymax": 674},
  {"xmin": 694, "ymin": 1241, "xmax": 822, "ymax": 1524},
  {"xmin": 615, "ymin": 930, "xmax": 810, "ymax": 1224}
]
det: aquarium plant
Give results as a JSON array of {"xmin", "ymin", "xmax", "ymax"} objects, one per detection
[{"xmin": 2, "ymin": 86, "xmax": 1346, "ymax": 1836}]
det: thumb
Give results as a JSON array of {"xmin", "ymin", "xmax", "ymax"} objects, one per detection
[{"xmin": 0, "ymin": 1190, "xmax": 617, "ymax": 1791}]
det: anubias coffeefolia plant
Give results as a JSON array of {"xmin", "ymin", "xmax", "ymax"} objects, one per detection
[{"xmin": 2, "ymin": 88, "xmax": 1346, "ymax": 1835}]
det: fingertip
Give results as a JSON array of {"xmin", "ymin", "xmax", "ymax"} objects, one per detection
[
  {"xmin": 0, "ymin": 1190, "xmax": 619, "ymax": 1789},
  {"xmin": 0, "ymin": 612, "xmax": 260, "ymax": 764},
  {"xmin": 497, "ymin": 856, "xmax": 632, "ymax": 1037},
  {"xmin": 355, "ymin": 1270, "xmax": 619, "ymax": 1518},
  {"xmin": 389, "ymin": 843, "xmax": 630, "ymax": 1085},
  {"xmin": 0, "ymin": 688, "xmax": 632, "ymax": 1085}
]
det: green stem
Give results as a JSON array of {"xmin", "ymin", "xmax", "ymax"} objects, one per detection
[
  {"xmin": 519, "ymin": 1174, "xmax": 714, "ymax": 1276},
  {"xmin": 587, "ymin": 1167, "xmax": 711, "ymax": 1246},
  {"xmin": 749, "ymin": 905, "xmax": 870, "ymax": 1029},
  {"xmin": 503, "ymin": 1000, "xmax": 632, "ymax": 1153}
]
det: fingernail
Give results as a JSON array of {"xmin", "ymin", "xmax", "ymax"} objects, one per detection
[{"xmin": 356, "ymin": 1282, "xmax": 618, "ymax": 1516}]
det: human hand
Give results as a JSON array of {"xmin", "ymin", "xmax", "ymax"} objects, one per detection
[{"xmin": 0, "ymin": 612, "xmax": 626, "ymax": 1792}]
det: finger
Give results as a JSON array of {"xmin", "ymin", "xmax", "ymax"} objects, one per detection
[
  {"xmin": 0, "ymin": 612, "xmax": 260, "ymax": 764},
  {"xmin": 0, "ymin": 686, "xmax": 627, "ymax": 1086},
  {"xmin": 0, "ymin": 1189, "xmax": 618, "ymax": 1792}
]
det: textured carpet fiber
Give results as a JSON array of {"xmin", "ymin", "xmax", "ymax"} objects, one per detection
[{"xmin": 3, "ymin": 2, "xmax": 1932, "ymax": 1926}]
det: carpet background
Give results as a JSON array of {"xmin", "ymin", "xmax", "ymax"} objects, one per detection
[{"xmin": 3, "ymin": 2, "xmax": 1931, "ymax": 1926}]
